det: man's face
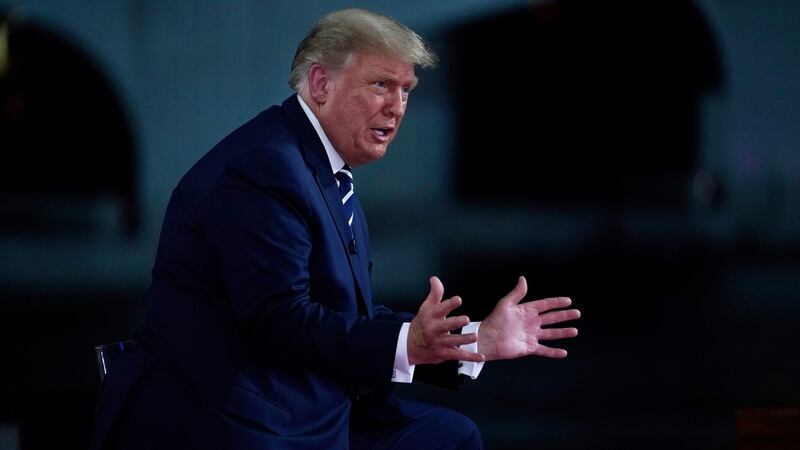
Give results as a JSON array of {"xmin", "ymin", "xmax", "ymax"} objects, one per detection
[{"xmin": 316, "ymin": 52, "xmax": 417, "ymax": 167}]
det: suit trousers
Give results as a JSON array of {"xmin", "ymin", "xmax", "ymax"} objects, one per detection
[
  {"xmin": 349, "ymin": 404, "xmax": 483, "ymax": 450},
  {"xmin": 103, "ymin": 363, "xmax": 482, "ymax": 450}
]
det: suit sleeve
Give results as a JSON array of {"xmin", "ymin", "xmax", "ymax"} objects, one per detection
[
  {"xmin": 204, "ymin": 154, "xmax": 401, "ymax": 389},
  {"xmin": 372, "ymin": 306, "xmax": 413, "ymax": 322},
  {"xmin": 372, "ymin": 306, "xmax": 469, "ymax": 390}
]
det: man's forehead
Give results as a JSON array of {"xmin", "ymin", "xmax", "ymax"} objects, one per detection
[{"xmin": 351, "ymin": 52, "xmax": 417, "ymax": 83}]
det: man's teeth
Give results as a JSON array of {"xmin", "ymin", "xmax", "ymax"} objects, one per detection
[{"xmin": 372, "ymin": 128, "xmax": 388, "ymax": 137}]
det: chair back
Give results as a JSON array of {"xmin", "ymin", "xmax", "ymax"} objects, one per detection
[{"xmin": 94, "ymin": 339, "xmax": 137, "ymax": 382}]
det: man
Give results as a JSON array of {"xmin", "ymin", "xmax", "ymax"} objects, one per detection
[{"xmin": 91, "ymin": 8, "xmax": 580, "ymax": 450}]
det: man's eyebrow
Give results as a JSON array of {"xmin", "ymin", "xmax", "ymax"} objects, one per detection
[{"xmin": 368, "ymin": 71, "xmax": 418, "ymax": 88}]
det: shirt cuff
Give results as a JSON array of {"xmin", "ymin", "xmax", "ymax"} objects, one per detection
[
  {"xmin": 391, "ymin": 322, "xmax": 415, "ymax": 383},
  {"xmin": 458, "ymin": 321, "xmax": 485, "ymax": 379}
]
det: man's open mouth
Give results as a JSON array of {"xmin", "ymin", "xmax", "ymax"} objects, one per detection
[{"xmin": 371, "ymin": 128, "xmax": 392, "ymax": 139}]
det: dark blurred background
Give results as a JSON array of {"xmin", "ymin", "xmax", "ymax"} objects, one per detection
[{"xmin": 0, "ymin": 1, "xmax": 798, "ymax": 449}]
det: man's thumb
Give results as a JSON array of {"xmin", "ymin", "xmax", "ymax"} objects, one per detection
[{"xmin": 425, "ymin": 276, "xmax": 444, "ymax": 304}]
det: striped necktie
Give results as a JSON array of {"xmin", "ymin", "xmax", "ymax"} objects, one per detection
[{"xmin": 334, "ymin": 165, "xmax": 355, "ymax": 236}]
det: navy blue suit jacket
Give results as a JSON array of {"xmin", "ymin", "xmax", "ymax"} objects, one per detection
[{"xmin": 91, "ymin": 95, "xmax": 463, "ymax": 450}]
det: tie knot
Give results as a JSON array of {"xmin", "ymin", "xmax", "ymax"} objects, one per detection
[
  {"xmin": 335, "ymin": 165, "xmax": 354, "ymax": 198},
  {"xmin": 335, "ymin": 165, "xmax": 353, "ymax": 186}
]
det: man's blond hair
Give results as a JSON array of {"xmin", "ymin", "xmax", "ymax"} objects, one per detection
[{"xmin": 289, "ymin": 8, "xmax": 437, "ymax": 92}]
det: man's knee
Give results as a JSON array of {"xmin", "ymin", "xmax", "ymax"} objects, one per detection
[
  {"xmin": 351, "ymin": 406, "xmax": 483, "ymax": 450},
  {"xmin": 454, "ymin": 414, "xmax": 482, "ymax": 450},
  {"xmin": 432, "ymin": 408, "xmax": 482, "ymax": 450}
]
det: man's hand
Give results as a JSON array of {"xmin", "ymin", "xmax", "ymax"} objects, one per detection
[
  {"xmin": 478, "ymin": 276, "xmax": 580, "ymax": 361},
  {"xmin": 407, "ymin": 277, "xmax": 485, "ymax": 365}
]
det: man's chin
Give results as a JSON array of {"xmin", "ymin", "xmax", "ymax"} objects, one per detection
[
  {"xmin": 369, "ymin": 146, "xmax": 388, "ymax": 162},
  {"xmin": 352, "ymin": 145, "xmax": 388, "ymax": 166}
]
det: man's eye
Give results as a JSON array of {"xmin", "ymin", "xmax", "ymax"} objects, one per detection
[{"xmin": 373, "ymin": 81, "xmax": 386, "ymax": 89}]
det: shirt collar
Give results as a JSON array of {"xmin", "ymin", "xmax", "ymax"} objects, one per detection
[{"xmin": 297, "ymin": 94, "xmax": 346, "ymax": 174}]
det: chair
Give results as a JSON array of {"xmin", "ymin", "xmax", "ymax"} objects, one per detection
[{"xmin": 94, "ymin": 339, "xmax": 137, "ymax": 382}]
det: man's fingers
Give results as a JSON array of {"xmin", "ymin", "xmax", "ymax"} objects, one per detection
[
  {"xmin": 531, "ymin": 296, "xmax": 572, "ymax": 312},
  {"xmin": 435, "ymin": 296, "xmax": 463, "ymax": 317},
  {"xmin": 442, "ymin": 347, "xmax": 485, "ymax": 363},
  {"xmin": 539, "ymin": 327, "xmax": 578, "ymax": 341},
  {"xmin": 437, "ymin": 315, "xmax": 470, "ymax": 333},
  {"xmin": 424, "ymin": 276, "xmax": 444, "ymax": 305},
  {"xmin": 440, "ymin": 332, "xmax": 478, "ymax": 347},
  {"xmin": 532, "ymin": 344, "xmax": 568, "ymax": 358},
  {"xmin": 500, "ymin": 276, "xmax": 528, "ymax": 306},
  {"xmin": 540, "ymin": 308, "xmax": 581, "ymax": 326}
]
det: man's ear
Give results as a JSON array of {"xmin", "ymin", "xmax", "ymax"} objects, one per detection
[{"xmin": 308, "ymin": 64, "xmax": 332, "ymax": 104}]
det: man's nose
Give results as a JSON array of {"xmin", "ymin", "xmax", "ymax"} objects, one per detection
[{"xmin": 383, "ymin": 89, "xmax": 405, "ymax": 118}]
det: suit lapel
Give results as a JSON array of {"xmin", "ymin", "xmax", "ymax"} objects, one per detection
[
  {"xmin": 351, "ymin": 195, "xmax": 373, "ymax": 306},
  {"xmin": 280, "ymin": 95, "xmax": 374, "ymax": 317}
]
